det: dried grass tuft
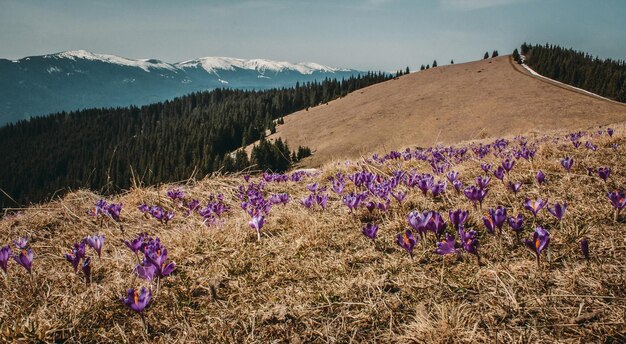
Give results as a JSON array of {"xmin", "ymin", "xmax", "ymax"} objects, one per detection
[{"xmin": 1, "ymin": 125, "xmax": 625, "ymax": 343}]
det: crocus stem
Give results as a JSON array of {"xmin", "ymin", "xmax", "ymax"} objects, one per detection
[
  {"xmin": 440, "ymin": 258, "xmax": 445, "ymax": 285},
  {"xmin": 156, "ymin": 277, "xmax": 161, "ymax": 297},
  {"xmin": 614, "ymin": 209, "xmax": 619, "ymax": 224},
  {"xmin": 29, "ymin": 271, "xmax": 35, "ymax": 293},
  {"xmin": 140, "ymin": 313, "xmax": 149, "ymax": 334},
  {"xmin": 257, "ymin": 230, "xmax": 261, "ymax": 241},
  {"xmin": 536, "ymin": 255, "xmax": 541, "ymax": 270}
]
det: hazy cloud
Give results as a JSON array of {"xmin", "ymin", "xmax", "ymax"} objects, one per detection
[{"xmin": 440, "ymin": 0, "xmax": 532, "ymax": 11}]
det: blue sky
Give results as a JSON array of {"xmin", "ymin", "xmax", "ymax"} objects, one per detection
[{"xmin": 1, "ymin": 0, "xmax": 625, "ymax": 71}]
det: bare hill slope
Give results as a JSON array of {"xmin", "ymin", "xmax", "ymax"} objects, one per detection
[{"xmin": 261, "ymin": 56, "xmax": 626, "ymax": 166}]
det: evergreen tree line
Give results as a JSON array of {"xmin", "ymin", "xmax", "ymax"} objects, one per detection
[
  {"xmin": 0, "ymin": 72, "xmax": 392, "ymax": 209},
  {"xmin": 520, "ymin": 43, "xmax": 626, "ymax": 102}
]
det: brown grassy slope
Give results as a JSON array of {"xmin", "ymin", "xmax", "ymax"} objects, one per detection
[
  {"xmin": 258, "ymin": 56, "xmax": 626, "ymax": 166},
  {"xmin": 0, "ymin": 125, "xmax": 625, "ymax": 343}
]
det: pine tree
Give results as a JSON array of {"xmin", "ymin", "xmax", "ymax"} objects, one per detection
[
  {"xmin": 491, "ymin": 50, "xmax": 499, "ymax": 58},
  {"xmin": 512, "ymin": 48, "xmax": 521, "ymax": 63},
  {"xmin": 405, "ymin": 66, "xmax": 410, "ymax": 74},
  {"xmin": 484, "ymin": 52, "xmax": 490, "ymax": 59},
  {"xmin": 432, "ymin": 60, "xmax": 438, "ymax": 68},
  {"xmin": 450, "ymin": 59, "xmax": 454, "ymax": 64},
  {"xmin": 420, "ymin": 65, "xmax": 425, "ymax": 71}
]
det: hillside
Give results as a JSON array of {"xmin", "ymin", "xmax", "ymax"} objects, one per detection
[
  {"xmin": 258, "ymin": 56, "xmax": 626, "ymax": 166},
  {"xmin": 0, "ymin": 124, "xmax": 624, "ymax": 342},
  {"xmin": 0, "ymin": 72, "xmax": 392, "ymax": 210},
  {"xmin": 0, "ymin": 50, "xmax": 361, "ymax": 125}
]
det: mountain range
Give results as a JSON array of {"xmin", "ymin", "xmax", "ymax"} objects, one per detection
[{"xmin": 0, "ymin": 50, "xmax": 361, "ymax": 125}]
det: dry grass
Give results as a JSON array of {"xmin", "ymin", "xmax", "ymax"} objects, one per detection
[
  {"xmin": 1, "ymin": 125, "xmax": 625, "ymax": 343},
  {"xmin": 249, "ymin": 55, "xmax": 626, "ymax": 167}
]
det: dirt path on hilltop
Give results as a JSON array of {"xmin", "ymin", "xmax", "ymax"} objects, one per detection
[{"xmin": 508, "ymin": 56, "xmax": 626, "ymax": 107}]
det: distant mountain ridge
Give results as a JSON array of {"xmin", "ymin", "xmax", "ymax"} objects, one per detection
[{"xmin": 0, "ymin": 50, "xmax": 361, "ymax": 125}]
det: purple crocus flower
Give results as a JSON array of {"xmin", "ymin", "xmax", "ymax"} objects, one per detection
[
  {"xmin": 608, "ymin": 190, "xmax": 626, "ymax": 222},
  {"xmin": 452, "ymin": 180, "xmax": 463, "ymax": 193},
  {"xmin": 493, "ymin": 167, "xmax": 505, "ymax": 181},
  {"xmin": 144, "ymin": 245, "xmax": 176, "ymax": 278},
  {"xmin": 607, "ymin": 128, "xmax": 614, "ymax": 137},
  {"xmin": 524, "ymin": 198, "xmax": 547, "ymax": 218},
  {"xmin": 449, "ymin": 209, "xmax": 469, "ymax": 229},
  {"xmin": 185, "ymin": 199, "xmax": 201, "ymax": 215},
  {"xmin": 407, "ymin": 210, "xmax": 432, "ymax": 237},
  {"xmin": 377, "ymin": 200, "xmax": 391, "ymax": 212},
  {"xmin": 391, "ymin": 190, "xmax": 407, "ymax": 203},
  {"xmin": 166, "ymin": 188, "xmax": 185, "ymax": 202},
  {"xmin": 547, "ymin": 201, "xmax": 567, "ymax": 222},
  {"xmin": 416, "ymin": 176, "xmax": 433, "ymax": 195},
  {"xmin": 435, "ymin": 233, "xmax": 458, "ymax": 256},
  {"xmin": 585, "ymin": 141, "xmax": 597, "ymax": 151},
  {"xmin": 138, "ymin": 204, "xmax": 149, "ymax": 214},
  {"xmin": 481, "ymin": 163, "xmax": 492, "ymax": 173},
  {"xmin": 0, "ymin": 245, "xmax": 11, "ymax": 273},
  {"xmin": 331, "ymin": 176, "xmax": 345, "ymax": 195},
  {"xmin": 488, "ymin": 206, "xmax": 507, "ymax": 234},
  {"xmin": 13, "ymin": 237, "xmax": 28, "ymax": 249},
  {"xmin": 608, "ymin": 190, "xmax": 626, "ymax": 210},
  {"xmin": 342, "ymin": 192, "xmax": 365, "ymax": 212},
  {"xmin": 106, "ymin": 203, "xmax": 123, "ymax": 222},
  {"xmin": 580, "ymin": 238, "xmax": 589, "ymax": 259},
  {"xmin": 134, "ymin": 259, "xmax": 157, "ymax": 282},
  {"xmin": 13, "ymin": 248, "xmax": 34, "ymax": 273},
  {"xmin": 476, "ymin": 175, "xmax": 491, "ymax": 189},
  {"xmin": 124, "ymin": 233, "xmax": 146, "ymax": 254},
  {"xmin": 464, "ymin": 186, "xmax": 488, "ymax": 207},
  {"xmin": 459, "ymin": 227, "xmax": 479, "ymax": 259},
  {"xmin": 508, "ymin": 181, "xmax": 522, "ymax": 195},
  {"xmin": 446, "ymin": 171, "xmax": 459, "ymax": 183},
  {"xmin": 507, "ymin": 213, "xmax": 524, "ymax": 234},
  {"xmin": 525, "ymin": 227, "xmax": 550, "ymax": 268},
  {"xmin": 122, "ymin": 287, "xmax": 152, "ymax": 313},
  {"xmin": 301, "ymin": 195, "xmax": 315, "ymax": 209},
  {"xmin": 426, "ymin": 211, "xmax": 448, "ymax": 240},
  {"xmin": 427, "ymin": 211, "xmax": 447, "ymax": 239},
  {"xmin": 65, "ymin": 242, "xmax": 86, "ymax": 273},
  {"xmin": 598, "ymin": 167, "xmax": 611, "ymax": 182},
  {"xmin": 361, "ymin": 223, "xmax": 379, "ymax": 240},
  {"xmin": 502, "ymin": 158, "xmax": 515, "ymax": 173},
  {"xmin": 149, "ymin": 206, "xmax": 174, "ymax": 224},
  {"xmin": 316, "ymin": 194, "xmax": 328, "ymax": 209},
  {"xmin": 430, "ymin": 180, "xmax": 447, "ymax": 197},
  {"xmin": 249, "ymin": 215, "xmax": 266, "ymax": 241},
  {"xmin": 560, "ymin": 157, "xmax": 574, "ymax": 173},
  {"xmin": 88, "ymin": 199, "xmax": 108, "ymax": 218},
  {"xmin": 82, "ymin": 257, "xmax": 91, "ymax": 285},
  {"xmin": 396, "ymin": 229, "xmax": 417, "ymax": 259},
  {"xmin": 306, "ymin": 182, "xmax": 319, "ymax": 193},
  {"xmin": 483, "ymin": 214, "xmax": 496, "ymax": 235},
  {"xmin": 84, "ymin": 234, "xmax": 105, "ymax": 258},
  {"xmin": 365, "ymin": 201, "xmax": 376, "ymax": 213},
  {"xmin": 536, "ymin": 170, "xmax": 546, "ymax": 185},
  {"xmin": 269, "ymin": 193, "xmax": 290, "ymax": 205}
]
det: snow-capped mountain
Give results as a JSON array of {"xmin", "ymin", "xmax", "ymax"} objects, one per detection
[
  {"xmin": 0, "ymin": 51, "xmax": 361, "ymax": 125},
  {"xmin": 175, "ymin": 56, "xmax": 348, "ymax": 75}
]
